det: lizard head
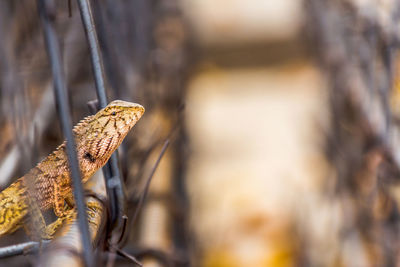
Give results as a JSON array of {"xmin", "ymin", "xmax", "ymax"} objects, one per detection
[{"xmin": 73, "ymin": 100, "xmax": 145, "ymax": 180}]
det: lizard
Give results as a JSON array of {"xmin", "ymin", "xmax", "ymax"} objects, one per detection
[{"xmin": 0, "ymin": 100, "xmax": 144, "ymax": 239}]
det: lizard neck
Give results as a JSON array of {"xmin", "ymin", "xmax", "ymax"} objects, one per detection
[{"xmin": 22, "ymin": 146, "xmax": 69, "ymax": 210}]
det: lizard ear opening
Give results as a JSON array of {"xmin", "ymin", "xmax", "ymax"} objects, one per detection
[{"xmin": 84, "ymin": 152, "xmax": 96, "ymax": 163}]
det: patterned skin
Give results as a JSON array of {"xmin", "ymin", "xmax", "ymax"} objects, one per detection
[{"xmin": 0, "ymin": 100, "xmax": 144, "ymax": 238}]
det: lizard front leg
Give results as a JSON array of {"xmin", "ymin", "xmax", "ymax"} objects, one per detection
[
  {"xmin": 38, "ymin": 180, "xmax": 75, "ymax": 238},
  {"xmin": 25, "ymin": 205, "xmax": 76, "ymax": 239},
  {"xmin": 44, "ymin": 208, "xmax": 76, "ymax": 237},
  {"xmin": 23, "ymin": 181, "xmax": 73, "ymax": 240},
  {"xmin": 24, "ymin": 194, "xmax": 73, "ymax": 239},
  {"xmin": 52, "ymin": 178, "xmax": 73, "ymax": 217}
]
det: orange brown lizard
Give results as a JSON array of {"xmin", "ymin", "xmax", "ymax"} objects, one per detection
[{"xmin": 0, "ymin": 100, "xmax": 144, "ymax": 239}]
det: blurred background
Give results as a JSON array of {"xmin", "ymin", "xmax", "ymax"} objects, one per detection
[{"xmin": 1, "ymin": 0, "xmax": 400, "ymax": 266}]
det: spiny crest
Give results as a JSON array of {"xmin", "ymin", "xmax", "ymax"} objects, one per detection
[{"xmin": 73, "ymin": 115, "xmax": 95, "ymax": 136}]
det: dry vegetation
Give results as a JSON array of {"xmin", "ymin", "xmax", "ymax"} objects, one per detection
[{"xmin": 1, "ymin": 0, "xmax": 400, "ymax": 266}]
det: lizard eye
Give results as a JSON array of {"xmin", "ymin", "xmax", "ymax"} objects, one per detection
[{"xmin": 111, "ymin": 111, "xmax": 116, "ymax": 116}]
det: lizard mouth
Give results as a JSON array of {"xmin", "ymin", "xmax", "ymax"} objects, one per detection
[
  {"xmin": 131, "ymin": 104, "xmax": 145, "ymax": 118},
  {"xmin": 127, "ymin": 103, "xmax": 145, "ymax": 129}
]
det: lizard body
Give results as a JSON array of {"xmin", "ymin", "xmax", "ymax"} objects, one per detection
[{"xmin": 0, "ymin": 100, "xmax": 144, "ymax": 238}]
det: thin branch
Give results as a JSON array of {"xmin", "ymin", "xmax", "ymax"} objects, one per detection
[
  {"xmin": 0, "ymin": 240, "xmax": 50, "ymax": 259},
  {"xmin": 37, "ymin": 0, "xmax": 93, "ymax": 265},
  {"xmin": 76, "ymin": 0, "xmax": 124, "ymax": 232},
  {"xmin": 133, "ymin": 139, "xmax": 170, "ymax": 225},
  {"xmin": 115, "ymin": 246, "xmax": 142, "ymax": 267},
  {"xmin": 121, "ymin": 139, "xmax": 170, "ymax": 245}
]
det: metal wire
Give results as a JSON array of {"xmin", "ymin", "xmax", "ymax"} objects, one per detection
[
  {"xmin": 37, "ymin": 0, "xmax": 93, "ymax": 266},
  {"xmin": 0, "ymin": 241, "xmax": 50, "ymax": 259},
  {"xmin": 75, "ymin": 0, "xmax": 107, "ymax": 108},
  {"xmin": 76, "ymin": 0, "xmax": 125, "ymax": 230}
]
